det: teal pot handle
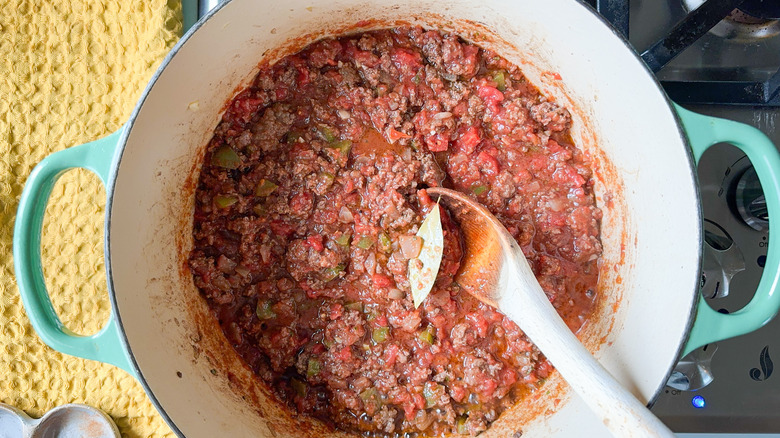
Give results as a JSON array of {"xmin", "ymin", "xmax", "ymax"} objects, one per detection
[
  {"xmin": 12, "ymin": 0, "xmax": 203, "ymax": 379},
  {"xmin": 12, "ymin": 127, "xmax": 136, "ymax": 376},
  {"xmin": 181, "ymin": 0, "xmax": 198, "ymax": 33},
  {"xmin": 676, "ymin": 104, "xmax": 780, "ymax": 356}
]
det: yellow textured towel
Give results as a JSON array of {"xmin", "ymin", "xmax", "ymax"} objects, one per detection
[{"xmin": 1, "ymin": 1, "xmax": 182, "ymax": 436}]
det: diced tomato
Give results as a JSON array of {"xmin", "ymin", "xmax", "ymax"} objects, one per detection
[
  {"xmin": 352, "ymin": 214, "xmax": 378, "ymax": 236},
  {"xmin": 415, "ymin": 348, "xmax": 434, "ymax": 367},
  {"xmin": 355, "ymin": 50, "xmax": 381, "ymax": 67},
  {"xmin": 451, "ymin": 101, "xmax": 468, "ymax": 117},
  {"xmin": 289, "ymin": 142, "xmax": 313, "ymax": 157},
  {"xmin": 460, "ymin": 45, "xmax": 480, "ymax": 78},
  {"xmin": 501, "ymin": 368, "xmax": 518, "ymax": 386},
  {"xmin": 329, "ymin": 303, "xmax": 344, "ymax": 320},
  {"xmin": 477, "ymin": 377, "xmax": 498, "ymax": 398},
  {"xmin": 400, "ymin": 399, "xmax": 417, "ymax": 421},
  {"xmin": 295, "ymin": 335, "xmax": 310, "ymax": 350},
  {"xmin": 546, "ymin": 139, "xmax": 563, "ymax": 153},
  {"xmin": 386, "ymin": 127, "xmax": 411, "ymax": 143},
  {"xmin": 372, "ymin": 273, "xmax": 395, "ymax": 289},
  {"xmin": 431, "ymin": 352, "xmax": 449, "ymax": 367},
  {"xmin": 391, "ymin": 48, "xmax": 423, "ymax": 69},
  {"xmin": 269, "ymin": 220, "xmax": 295, "ymax": 237},
  {"xmin": 418, "ymin": 189, "xmax": 433, "ymax": 206},
  {"xmin": 449, "ymin": 383, "xmax": 467, "ymax": 402},
  {"xmin": 268, "ymin": 332, "xmax": 281, "ymax": 345},
  {"xmin": 466, "ymin": 312, "xmax": 489, "ymax": 337},
  {"xmin": 412, "ymin": 391, "xmax": 426, "ymax": 410},
  {"xmin": 227, "ymin": 92, "xmax": 264, "ymax": 123},
  {"xmin": 290, "ymin": 192, "xmax": 313, "ymax": 215},
  {"xmin": 335, "ymin": 346, "xmax": 352, "ymax": 361},
  {"xmin": 537, "ymin": 360, "xmax": 553, "ymax": 379},
  {"xmin": 477, "ymin": 79, "xmax": 504, "ymax": 108},
  {"xmin": 552, "ymin": 165, "xmax": 586, "ymax": 188},
  {"xmin": 550, "ymin": 212, "xmax": 567, "ymax": 228},
  {"xmin": 296, "ymin": 65, "xmax": 310, "ymax": 86},
  {"xmin": 306, "ymin": 234, "xmax": 324, "ymax": 252},
  {"xmin": 304, "ymin": 284, "xmax": 321, "ymax": 299},
  {"xmin": 384, "ymin": 344, "xmax": 400, "ymax": 366},
  {"xmin": 477, "ymin": 150, "xmax": 500, "ymax": 175},
  {"xmin": 412, "ymin": 109, "xmax": 430, "ymax": 130},
  {"xmin": 344, "ymin": 43, "xmax": 380, "ymax": 68},
  {"xmin": 455, "ymin": 126, "xmax": 481, "ymax": 155},
  {"xmin": 375, "ymin": 315, "xmax": 388, "ymax": 327},
  {"xmin": 426, "ymin": 132, "xmax": 449, "ymax": 152},
  {"xmin": 484, "ymin": 307, "xmax": 504, "ymax": 324}
]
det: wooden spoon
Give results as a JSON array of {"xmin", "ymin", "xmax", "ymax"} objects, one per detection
[{"xmin": 426, "ymin": 187, "xmax": 675, "ymax": 438}]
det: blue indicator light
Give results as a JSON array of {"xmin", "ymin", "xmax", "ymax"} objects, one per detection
[{"xmin": 692, "ymin": 395, "xmax": 706, "ymax": 409}]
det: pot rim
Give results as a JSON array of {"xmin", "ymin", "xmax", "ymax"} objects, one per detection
[{"xmin": 104, "ymin": 1, "xmax": 703, "ymax": 435}]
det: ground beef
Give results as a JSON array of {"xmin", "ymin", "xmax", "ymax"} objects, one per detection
[{"xmin": 190, "ymin": 26, "xmax": 602, "ymax": 437}]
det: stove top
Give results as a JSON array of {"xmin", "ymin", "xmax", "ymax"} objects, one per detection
[
  {"xmin": 650, "ymin": 105, "xmax": 778, "ymax": 433},
  {"xmin": 583, "ymin": 0, "xmax": 780, "ymax": 434}
]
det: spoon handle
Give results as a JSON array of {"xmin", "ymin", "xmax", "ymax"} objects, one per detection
[{"xmin": 498, "ymin": 248, "xmax": 676, "ymax": 438}]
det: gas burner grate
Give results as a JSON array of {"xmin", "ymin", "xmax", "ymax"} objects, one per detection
[
  {"xmin": 582, "ymin": 0, "xmax": 780, "ymax": 105},
  {"xmin": 739, "ymin": 0, "xmax": 780, "ymax": 20}
]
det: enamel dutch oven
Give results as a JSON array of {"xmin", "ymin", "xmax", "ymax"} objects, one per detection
[{"xmin": 13, "ymin": 0, "xmax": 780, "ymax": 436}]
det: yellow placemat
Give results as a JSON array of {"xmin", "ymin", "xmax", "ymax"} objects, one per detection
[{"xmin": 1, "ymin": 1, "xmax": 182, "ymax": 436}]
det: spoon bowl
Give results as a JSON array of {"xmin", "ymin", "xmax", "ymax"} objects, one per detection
[{"xmin": 427, "ymin": 187, "xmax": 675, "ymax": 438}]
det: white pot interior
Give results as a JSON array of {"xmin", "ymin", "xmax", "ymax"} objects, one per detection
[{"xmin": 107, "ymin": 0, "xmax": 701, "ymax": 436}]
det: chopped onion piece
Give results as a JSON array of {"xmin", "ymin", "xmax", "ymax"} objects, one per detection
[
  {"xmin": 399, "ymin": 235, "xmax": 423, "ymax": 259},
  {"xmin": 339, "ymin": 206, "xmax": 354, "ymax": 223},
  {"xmin": 388, "ymin": 288, "xmax": 405, "ymax": 300},
  {"xmin": 364, "ymin": 252, "xmax": 376, "ymax": 275},
  {"xmin": 259, "ymin": 245, "xmax": 272, "ymax": 263}
]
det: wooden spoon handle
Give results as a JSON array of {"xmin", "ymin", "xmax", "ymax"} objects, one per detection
[{"xmin": 498, "ymin": 248, "xmax": 676, "ymax": 438}]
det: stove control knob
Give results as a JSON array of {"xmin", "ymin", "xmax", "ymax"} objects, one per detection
[
  {"xmin": 666, "ymin": 344, "xmax": 718, "ymax": 391},
  {"xmin": 735, "ymin": 167, "xmax": 768, "ymax": 231},
  {"xmin": 701, "ymin": 220, "xmax": 745, "ymax": 300}
]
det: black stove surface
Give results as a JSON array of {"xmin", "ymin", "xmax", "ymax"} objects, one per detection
[
  {"xmin": 649, "ymin": 106, "xmax": 777, "ymax": 433},
  {"xmin": 585, "ymin": 0, "xmax": 780, "ymax": 434}
]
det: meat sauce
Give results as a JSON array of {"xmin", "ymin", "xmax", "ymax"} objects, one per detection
[{"xmin": 189, "ymin": 26, "xmax": 602, "ymax": 436}]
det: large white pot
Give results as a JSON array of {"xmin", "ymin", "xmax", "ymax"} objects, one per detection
[{"xmin": 14, "ymin": 0, "xmax": 780, "ymax": 436}]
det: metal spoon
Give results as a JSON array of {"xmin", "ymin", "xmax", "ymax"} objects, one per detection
[
  {"xmin": 426, "ymin": 187, "xmax": 675, "ymax": 438},
  {"xmin": 0, "ymin": 403, "xmax": 120, "ymax": 438}
]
